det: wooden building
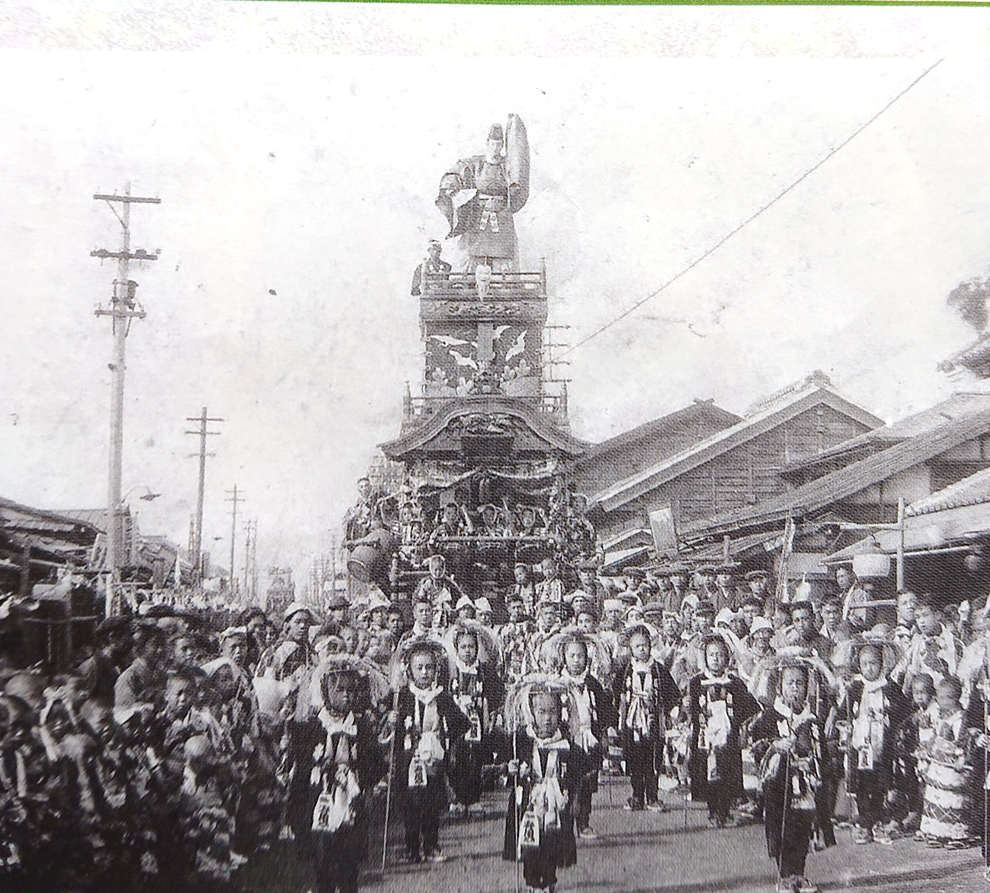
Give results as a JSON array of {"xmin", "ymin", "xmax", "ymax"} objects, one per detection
[{"xmin": 587, "ymin": 372, "xmax": 883, "ymax": 548}]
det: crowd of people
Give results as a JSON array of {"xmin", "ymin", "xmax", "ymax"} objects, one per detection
[{"xmin": 2, "ymin": 559, "xmax": 990, "ymax": 893}]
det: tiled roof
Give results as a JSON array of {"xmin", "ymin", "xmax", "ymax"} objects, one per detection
[{"xmin": 907, "ymin": 467, "xmax": 990, "ymax": 516}]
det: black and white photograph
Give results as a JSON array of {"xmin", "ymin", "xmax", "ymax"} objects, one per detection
[{"xmin": 3, "ymin": 3, "xmax": 990, "ymax": 892}]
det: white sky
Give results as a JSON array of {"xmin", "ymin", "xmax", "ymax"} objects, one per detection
[{"xmin": 2, "ymin": 2, "xmax": 990, "ymax": 590}]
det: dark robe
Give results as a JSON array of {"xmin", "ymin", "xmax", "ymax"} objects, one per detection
[
  {"xmin": 448, "ymin": 660, "xmax": 504, "ymax": 806},
  {"xmin": 499, "ymin": 729, "xmax": 588, "ymax": 890},
  {"xmin": 687, "ymin": 672, "xmax": 759, "ymax": 821},
  {"xmin": 750, "ymin": 701, "xmax": 836, "ymax": 879}
]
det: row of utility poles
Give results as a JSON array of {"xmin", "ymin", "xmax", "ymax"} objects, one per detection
[{"xmin": 92, "ymin": 186, "xmax": 259, "ymax": 611}]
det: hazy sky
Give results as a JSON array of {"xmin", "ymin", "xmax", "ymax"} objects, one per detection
[{"xmin": 2, "ymin": 3, "xmax": 990, "ymax": 592}]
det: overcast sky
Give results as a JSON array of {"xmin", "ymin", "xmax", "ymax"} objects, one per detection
[{"xmin": 2, "ymin": 3, "xmax": 990, "ymax": 592}]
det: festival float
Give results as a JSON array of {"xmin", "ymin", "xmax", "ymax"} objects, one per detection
[{"xmin": 342, "ymin": 115, "xmax": 599, "ymax": 619}]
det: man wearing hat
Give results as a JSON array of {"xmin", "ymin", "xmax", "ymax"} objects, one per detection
[
  {"xmin": 410, "ymin": 239, "xmax": 452, "ymax": 296},
  {"xmin": 672, "ymin": 600, "xmax": 718, "ymax": 691},
  {"xmin": 325, "ymin": 593, "xmax": 350, "ymax": 628},
  {"xmin": 262, "ymin": 603, "xmax": 318, "ymax": 682},
  {"xmin": 454, "ymin": 594, "xmax": 477, "ymax": 622},
  {"xmin": 623, "ymin": 566, "xmax": 650, "ymax": 602},
  {"xmin": 693, "ymin": 566, "xmax": 718, "ymax": 600},
  {"xmin": 576, "ymin": 561, "xmax": 607, "ymax": 614},
  {"xmin": 744, "ymin": 570, "xmax": 773, "ymax": 615},
  {"xmin": 711, "ymin": 565, "xmax": 741, "ymax": 614}
]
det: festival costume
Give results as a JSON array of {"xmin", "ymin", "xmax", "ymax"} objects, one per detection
[
  {"xmin": 394, "ymin": 682, "xmax": 470, "ymax": 860},
  {"xmin": 287, "ymin": 710, "xmax": 386, "ymax": 893},
  {"xmin": 614, "ymin": 657, "xmax": 680, "ymax": 808},
  {"xmin": 839, "ymin": 675, "xmax": 910, "ymax": 833},
  {"xmin": 919, "ymin": 700, "xmax": 973, "ymax": 844},
  {"xmin": 448, "ymin": 658, "xmax": 504, "ymax": 807},
  {"xmin": 687, "ymin": 668, "xmax": 759, "ymax": 825},
  {"xmin": 561, "ymin": 668, "xmax": 615, "ymax": 832},
  {"xmin": 750, "ymin": 697, "xmax": 836, "ymax": 885},
  {"xmin": 501, "ymin": 727, "xmax": 588, "ymax": 891}
]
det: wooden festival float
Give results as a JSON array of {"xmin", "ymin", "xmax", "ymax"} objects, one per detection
[{"xmin": 342, "ymin": 115, "xmax": 598, "ymax": 619}]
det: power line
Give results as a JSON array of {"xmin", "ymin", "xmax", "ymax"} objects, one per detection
[{"xmin": 563, "ymin": 57, "xmax": 944, "ymax": 358}]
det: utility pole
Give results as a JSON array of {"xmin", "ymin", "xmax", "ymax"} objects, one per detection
[
  {"xmin": 225, "ymin": 486, "xmax": 245, "ymax": 599},
  {"xmin": 92, "ymin": 184, "xmax": 160, "ymax": 615},
  {"xmin": 250, "ymin": 520, "xmax": 259, "ymax": 603},
  {"xmin": 243, "ymin": 519, "xmax": 257, "ymax": 604},
  {"xmin": 185, "ymin": 408, "xmax": 223, "ymax": 582}
]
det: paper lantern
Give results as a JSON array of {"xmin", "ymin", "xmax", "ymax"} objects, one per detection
[{"xmin": 853, "ymin": 553, "xmax": 891, "ymax": 579}]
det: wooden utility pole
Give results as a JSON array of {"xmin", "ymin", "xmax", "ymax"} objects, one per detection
[
  {"xmin": 225, "ymin": 485, "xmax": 245, "ymax": 598},
  {"xmin": 92, "ymin": 185, "xmax": 160, "ymax": 614},
  {"xmin": 243, "ymin": 519, "xmax": 257, "ymax": 604},
  {"xmin": 185, "ymin": 408, "xmax": 223, "ymax": 581}
]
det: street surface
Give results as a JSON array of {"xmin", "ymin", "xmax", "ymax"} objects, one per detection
[{"xmin": 240, "ymin": 776, "xmax": 985, "ymax": 893}]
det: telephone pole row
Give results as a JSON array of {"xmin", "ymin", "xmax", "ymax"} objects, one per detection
[
  {"xmin": 185, "ymin": 407, "xmax": 223, "ymax": 581},
  {"xmin": 225, "ymin": 485, "xmax": 245, "ymax": 599}
]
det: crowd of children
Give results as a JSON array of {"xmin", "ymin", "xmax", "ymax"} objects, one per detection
[{"xmin": 4, "ymin": 562, "xmax": 990, "ymax": 893}]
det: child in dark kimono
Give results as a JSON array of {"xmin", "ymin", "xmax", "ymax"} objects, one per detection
[
  {"xmin": 287, "ymin": 661, "xmax": 386, "ymax": 893},
  {"xmin": 447, "ymin": 625, "xmax": 503, "ymax": 815},
  {"xmin": 750, "ymin": 659, "xmax": 836, "ymax": 893},
  {"xmin": 687, "ymin": 634, "xmax": 759, "ymax": 827},
  {"xmin": 502, "ymin": 681, "xmax": 588, "ymax": 893},
  {"xmin": 613, "ymin": 624, "xmax": 680, "ymax": 812},
  {"xmin": 838, "ymin": 642, "xmax": 910, "ymax": 845},
  {"xmin": 558, "ymin": 634, "xmax": 615, "ymax": 838},
  {"xmin": 394, "ymin": 641, "xmax": 469, "ymax": 863}
]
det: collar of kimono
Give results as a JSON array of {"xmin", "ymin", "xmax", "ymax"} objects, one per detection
[
  {"xmin": 455, "ymin": 657, "xmax": 480, "ymax": 676},
  {"xmin": 857, "ymin": 675, "xmax": 887, "ymax": 694},
  {"xmin": 773, "ymin": 697, "xmax": 815, "ymax": 727},
  {"xmin": 631, "ymin": 658, "xmax": 655, "ymax": 675},
  {"xmin": 701, "ymin": 670, "xmax": 731, "ymax": 687},
  {"xmin": 318, "ymin": 708, "xmax": 357, "ymax": 738},
  {"xmin": 563, "ymin": 668, "xmax": 589, "ymax": 687},
  {"xmin": 410, "ymin": 683, "xmax": 442, "ymax": 706},
  {"xmin": 527, "ymin": 727, "xmax": 569, "ymax": 754}
]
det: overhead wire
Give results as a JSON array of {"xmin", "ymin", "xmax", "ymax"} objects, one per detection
[{"xmin": 561, "ymin": 57, "xmax": 945, "ymax": 358}]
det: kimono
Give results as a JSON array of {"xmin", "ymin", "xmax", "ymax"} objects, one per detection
[
  {"xmin": 394, "ymin": 684, "xmax": 470, "ymax": 860},
  {"xmin": 448, "ymin": 659, "xmax": 504, "ymax": 807},
  {"xmin": 287, "ymin": 711, "xmax": 386, "ymax": 893},
  {"xmin": 687, "ymin": 670, "xmax": 759, "ymax": 825},
  {"xmin": 561, "ymin": 669, "xmax": 615, "ymax": 832},
  {"xmin": 838, "ymin": 676, "xmax": 910, "ymax": 831},
  {"xmin": 501, "ymin": 728, "xmax": 588, "ymax": 891},
  {"xmin": 614, "ymin": 658, "xmax": 680, "ymax": 808},
  {"xmin": 750, "ymin": 699, "xmax": 836, "ymax": 882},
  {"xmin": 892, "ymin": 628, "xmax": 963, "ymax": 692},
  {"xmin": 918, "ymin": 701, "xmax": 973, "ymax": 843}
]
